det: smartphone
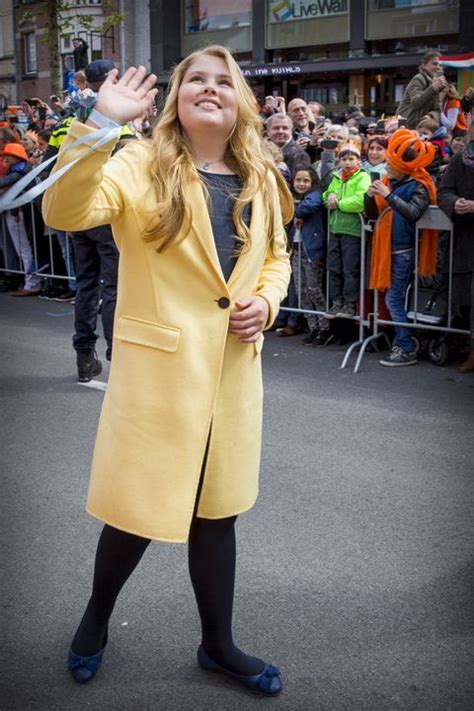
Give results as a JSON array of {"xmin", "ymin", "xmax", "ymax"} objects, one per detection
[
  {"xmin": 321, "ymin": 139, "xmax": 338, "ymax": 150},
  {"xmin": 314, "ymin": 116, "xmax": 325, "ymax": 127},
  {"xmin": 398, "ymin": 117, "xmax": 407, "ymax": 128},
  {"xmin": 371, "ymin": 171, "xmax": 381, "ymax": 183}
]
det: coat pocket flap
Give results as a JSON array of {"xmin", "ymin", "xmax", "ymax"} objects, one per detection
[{"xmin": 116, "ymin": 316, "xmax": 180, "ymax": 352}]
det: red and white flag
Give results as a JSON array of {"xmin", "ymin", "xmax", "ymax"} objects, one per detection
[{"xmin": 439, "ymin": 52, "xmax": 474, "ymax": 69}]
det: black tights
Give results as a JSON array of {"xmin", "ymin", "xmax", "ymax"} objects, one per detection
[{"xmin": 71, "ymin": 517, "xmax": 264, "ymax": 676}]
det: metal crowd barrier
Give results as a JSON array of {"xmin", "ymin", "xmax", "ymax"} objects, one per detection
[
  {"xmin": 281, "ymin": 212, "xmax": 369, "ymax": 347},
  {"xmin": 280, "ymin": 205, "xmax": 471, "ymax": 373},
  {"xmin": 347, "ymin": 205, "xmax": 470, "ymax": 373},
  {"xmin": 0, "ymin": 201, "xmax": 75, "ymax": 285},
  {"xmin": 2, "ymin": 198, "xmax": 471, "ymax": 374}
]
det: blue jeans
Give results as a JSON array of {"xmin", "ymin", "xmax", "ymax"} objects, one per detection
[
  {"xmin": 385, "ymin": 251, "xmax": 415, "ymax": 353},
  {"xmin": 55, "ymin": 231, "xmax": 77, "ymax": 291}
]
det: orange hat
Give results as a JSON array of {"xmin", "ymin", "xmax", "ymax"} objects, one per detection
[
  {"xmin": 1, "ymin": 142, "xmax": 29, "ymax": 161},
  {"xmin": 386, "ymin": 129, "xmax": 435, "ymax": 174},
  {"xmin": 338, "ymin": 141, "xmax": 361, "ymax": 158}
]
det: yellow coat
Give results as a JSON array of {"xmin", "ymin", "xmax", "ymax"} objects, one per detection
[{"xmin": 42, "ymin": 121, "xmax": 290, "ymax": 543}]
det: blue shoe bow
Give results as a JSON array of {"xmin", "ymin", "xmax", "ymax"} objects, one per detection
[
  {"xmin": 197, "ymin": 645, "xmax": 282, "ymax": 696},
  {"xmin": 67, "ymin": 632, "xmax": 108, "ymax": 683}
]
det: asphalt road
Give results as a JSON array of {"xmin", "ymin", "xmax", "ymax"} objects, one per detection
[{"xmin": 1, "ymin": 293, "xmax": 473, "ymax": 711}]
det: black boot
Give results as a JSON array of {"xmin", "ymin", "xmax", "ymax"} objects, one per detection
[{"xmin": 77, "ymin": 349, "xmax": 102, "ymax": 383}]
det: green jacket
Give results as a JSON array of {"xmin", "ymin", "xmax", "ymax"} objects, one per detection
[{"xmin": 323, "ymin": 169, "xmax": 371, "ymax": 237}]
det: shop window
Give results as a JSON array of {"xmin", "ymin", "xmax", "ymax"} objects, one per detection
[
  {"xmin": 23, "ymin": 31, "xmax": 37, "ymax": 74},
  {"xmin": 184, "ymin": 0, "xmax": 251, "ymax": 33},
  {"xmin": 302, "ymin": 86, "xmax": 348, "ymax": 105},
  {"xmin": 394, "ymin": 83, "xmax": 406, "ymax": 102}
]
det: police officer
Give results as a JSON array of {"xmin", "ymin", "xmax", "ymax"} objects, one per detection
[{"xmin": 44, "ymin": 60, "xmax": 135, "ymax": 382}]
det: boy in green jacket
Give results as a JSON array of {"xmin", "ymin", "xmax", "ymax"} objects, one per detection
[{"xmin": 323, "ymin": 143, "xmax": 371, "ymax": 318}]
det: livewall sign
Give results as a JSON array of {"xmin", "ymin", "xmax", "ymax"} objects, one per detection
[{"xmin": 269, "ymin": 0, "xmax": 348, "ymax": 22}]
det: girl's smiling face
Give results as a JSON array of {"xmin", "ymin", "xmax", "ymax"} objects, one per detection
[
  {"xmin": 293, "ymin": 170, "xmax": 313, "ymax": 195},
  {"xmin": 177, "ymin": 55, "xmax": 238, "ymax": 138}
]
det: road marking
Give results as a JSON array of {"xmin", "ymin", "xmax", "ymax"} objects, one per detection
[{"xmin": 78, "ymin": 380, "xmax": 107, "ymax": 392}]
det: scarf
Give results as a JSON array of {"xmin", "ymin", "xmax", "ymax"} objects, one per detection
[
  {"xmin": 341, "ymin": 166, "xmax": 359, "ymax": 181},
  {"xmin": 370, "ymin": 129, "xmax": 437, "ymax": 290}
]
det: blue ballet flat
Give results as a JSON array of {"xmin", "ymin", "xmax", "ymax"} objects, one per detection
[
  {"xmin": 197, "ymin": 645, "xmax": 282, "ymax": 696},
  {"xmin": 67, "ymin": 632, "xmax": 108, "ymax": 683}
]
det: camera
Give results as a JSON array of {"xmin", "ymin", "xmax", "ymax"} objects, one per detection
[{"xmin": 321, "ymin": 139, "xmax": 339, "ymax": 150}]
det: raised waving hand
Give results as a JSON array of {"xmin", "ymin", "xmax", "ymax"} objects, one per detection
[{"xmin": 93, "ymin": 66, "xmax": 158, "ymax": 125}]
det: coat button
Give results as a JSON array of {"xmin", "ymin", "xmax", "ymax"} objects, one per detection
[{"xmin": 216, "ymin": 297, "xmax": 230, "ymax": 309}]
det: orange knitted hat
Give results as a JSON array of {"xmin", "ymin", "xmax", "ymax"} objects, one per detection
[{"xmin": 1, "ymin": 142, "xmax": 29, "ymax": 161}]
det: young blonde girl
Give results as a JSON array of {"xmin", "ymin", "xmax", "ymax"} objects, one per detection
[{"xmin": 43, "ymin": 46, "xmax": 292, "ymax": 696}]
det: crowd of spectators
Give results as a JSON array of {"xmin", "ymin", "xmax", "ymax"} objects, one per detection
[
  {"xmin": 259, "ymin": 50, "xmax": 474, "ymax": 371},
  {"xmin": 0, "ymin": 48, "xmax": 473, "ymax": 374}
]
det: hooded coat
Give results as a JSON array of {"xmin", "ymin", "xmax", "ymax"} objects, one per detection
[{"xmin": 42, "ymin": 121, "xmax": 290, "ymax": 543}]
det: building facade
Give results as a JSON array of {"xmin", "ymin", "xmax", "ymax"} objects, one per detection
[
  {"xmin": 10, "ymin": 0, "xmax": 133, "ymax": 103},
  {"xmin": 0, "ymin": 1, "xmax": 15, "ymax": 107},
  {"xmin": 4, "ymin": 1, "xmax": 471, "ymax": 113},
  {"xmin": 151, "ymin": 0, "xmax": 472, "ymax": 115}
]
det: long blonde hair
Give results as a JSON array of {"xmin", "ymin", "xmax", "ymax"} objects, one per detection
[{"xmin": 143, "ymin": 45, "xmax": 293, "ymax": 252}]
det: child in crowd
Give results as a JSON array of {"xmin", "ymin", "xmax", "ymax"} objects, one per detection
[
  {"xmin": 323, "ymin": 143, "xmax": 371, "ymax": 318},
  {"xmin": 361, "ymin": 135, "xmax": 388, "ymax": 179},
  {"xmin": 365, "ymin": 129, "xmax": 436, "ymax": 367},
  {"xmin": 265, "ymin": 140, "xmax": 291, "ymax": 185},
  {"xmin": 441, "ymin": 83, "xmax": 468, "ymax": 136},
  {"xmin": 447, "ymin": 133, "xmax": 468, "ymax": 157},
  {"xmin": 0, "ymin": 143, "xmax": 41, "ymax": 296},
  {"xmin": 290, "ymin": 166, "xmax": 332, "ymax": 346},
  {"xmin": 416, "ymin": 116, "xmax": 448, "ymax": 181},
  {"xmin": 21, "ymin": 130, "xmax": 39, "ymax": 160}
]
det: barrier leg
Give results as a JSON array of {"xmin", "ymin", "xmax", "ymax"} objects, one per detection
[{"xmin": 340, "ymin": 217, "xmax": 368, "ymax": 369}]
